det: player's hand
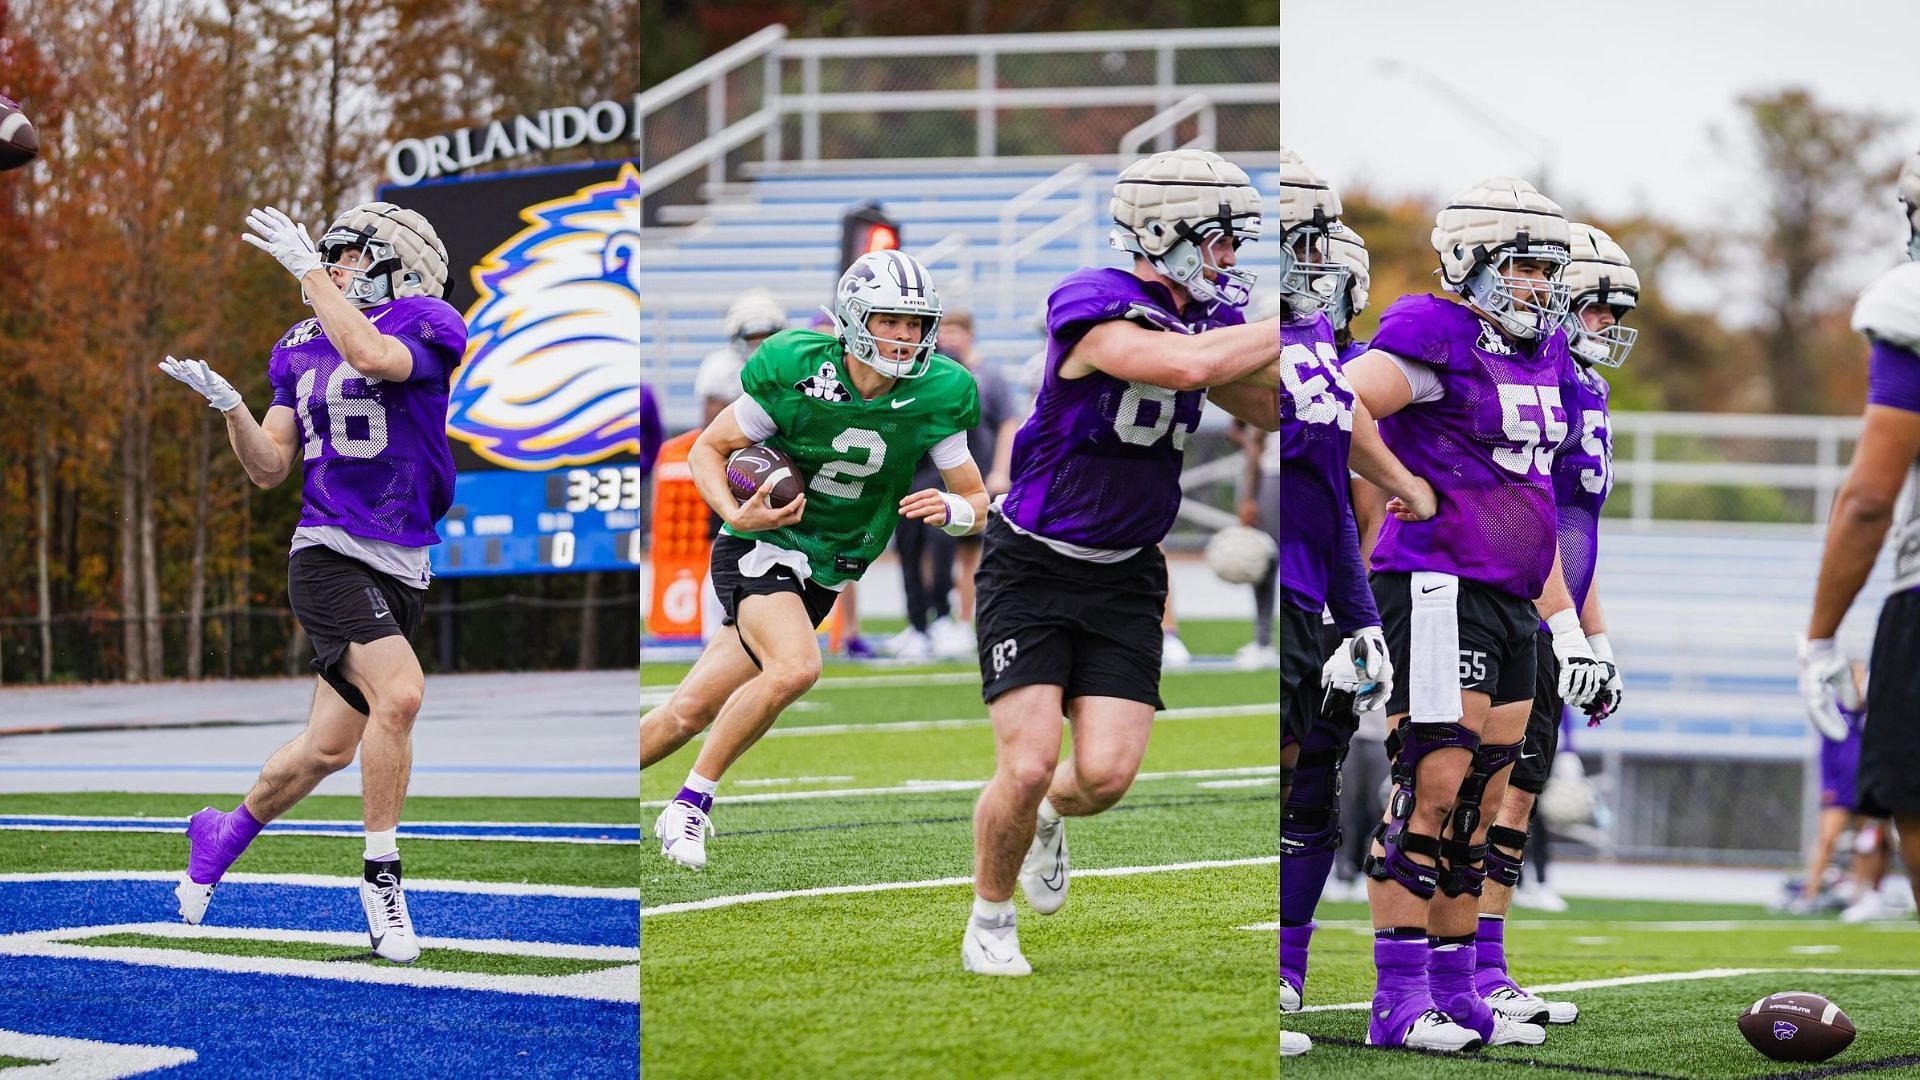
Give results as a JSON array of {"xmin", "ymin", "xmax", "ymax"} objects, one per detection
[
  {"xmin": 158, "ymin": 356, "xmax": 243, "ymax": 412},
  {"xmin": 1548, "ymin": 613, "xmax": 1608, "ymax": 710},
  {"xmin": 898, "ymin": 487, "xmax": 953, "ymax": 525},
  {"xmin": 727, "ymin": 481, "xmax": 803, "ymax": 533},
  {"xmin": 1386, "ymin": 476, "xmax": 1437, "ymax": 522},
  {"xmin": 1238, "ymin": 497, "xmax": 1259, "ymax": 526},
  {"xmin": 1349, "ymin": 625, "xmax": 1394, "ymax": 713},
  {"xmin": 1583, "ymin": 632, "xmax": 1623, "ymax": 724},
  {"xmin": 1796, "ymin": 636, "xmax": 1859, "ymax": 741},
  {"xmin": 241, "ymin": 206, "xmax": 321, "ymax": 280}
]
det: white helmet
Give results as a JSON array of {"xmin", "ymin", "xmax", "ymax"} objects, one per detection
[
  {"xmin": 1562, "ymin": 224, "xmax": 1640, "ymax": 367},
  {"xmin": 318, "ymin": 201, "xmax": 450, "ymax": 307},
  {"xmin": 1431, "ymin": 177, "xmax": 1570, "ymax": 341},
  {"xmin": 724, "ymin": 288, "xmax": 787, "ymax": 352},
  {"xmin": 1111, "ymin": 149, "xmax": 1263, "ymax": 307},
  {"xmin": 1325, "ymin": 220, "xmax": 1370, "ymax": 332},
  {"xmin": 1899, "ymin": 149, "xmax": 1920, "ymax": 261},
  {"xmin": 825, "ymin": 250, "xmax": 943, "ymax": 379},
  {"xmin": 1272, "ymin": 147, "xmax": 1345, "ymax": 319}
]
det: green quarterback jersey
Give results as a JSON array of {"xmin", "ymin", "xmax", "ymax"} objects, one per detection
[{"xmin": 724, "ymin": 328, "xmax": 982, "ymax": 588}]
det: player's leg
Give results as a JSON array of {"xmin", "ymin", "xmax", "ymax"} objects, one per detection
[
  {"xmin": 338, "ymin": 634, "xmax": 428, "ymax": 963},
  {"xmin": 1804, "ymin": 807, "xmax": 1850, "ymax": 906},
  {"xmin": 964, "ymin": 682, "xmax": 1066, "ymax": 975},
  {"xmin": 1841, "ymin": 815, "xmax": 1893, "ymax": 922},
  {"xmin": 640, "ymin": 626, "xmax": 760, "ymax": 768},
  {"xmin": 1281, "ymin": 615, "xmax": 1355, "ymax": 1011},
  {"xmin": 1896, "ymin": 817, "xmax": 1920, "ymax": 917}
]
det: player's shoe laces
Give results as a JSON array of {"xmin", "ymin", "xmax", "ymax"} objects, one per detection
[
  {"xmin": 1369, "ymin": 1008, "xmax": 1483, "ymax": 1052},
  {"xmin": 1281, "ymin": 975, "xmax": 1302, "ymax": 1013},
  {"xmin": 961, "ymin": 911, "xmax": 1031, "ymax": 976},
  {"xmin": 654, "ymin": 799, "xmax": 712, "ymax": 870},
  {"xmin": 1488, "ymin": 985, "xmax": 1579, "ymax": 1024},
  {"xmin": 1488, "ymin": 1012, "xmax": 1548, "ymax": 1046},
  {"xmin": 360, "ymin": 861, "xmax": 420, "ymax": 964},
  {"xmin": 1281, "ymin": 1030, "xmax": 1312, "ymax": 1057},
  {"xmin": 1018, "ymin": 811, "xmax": 1068, "ymax": 915}
]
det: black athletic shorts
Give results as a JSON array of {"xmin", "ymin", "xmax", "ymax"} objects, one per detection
[
  {"xmin": 1861, "ymin": 588, "xmax": 1920, "ymax": 818},
  {"xmin": 286, "ymin": 545, "xmax": 424, "ymax": 717},
  {"xmin": 1511, "ymin": 630, "xmax": 1563, "ymax": 794},
  {"xmin": 1372, "ymin": 571, "xmax": 1536, "ymax": 718},
  {"xmin": 974, "ymin": 515, "xmax": 1168, "ymax": 708},
  {"xmin": 709, "ymin": 534, "xmax": 839, "ymax": 667},
  {"xmin": 1281, "ymin": 603, "xmax": 1324, "ymax": 746}
]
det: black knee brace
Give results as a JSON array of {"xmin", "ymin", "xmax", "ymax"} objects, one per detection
[
  {"xmin": 1484, "ymin": 824, "xmax": 1529, "ymax": 888},
  {"xmin": 1362, "ymin": 721, "xmax": 1477, "ymax": 900},
  {"xmin": 1438, "ymin": 738, "xmax": 1525, "ymax": 898}
]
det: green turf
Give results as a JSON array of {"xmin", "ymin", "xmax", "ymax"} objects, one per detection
[
  {"xmin": 0, "ymin": 793, "xmax": 639, "ymax": 823},
  {"xmin": 1285, "ymin": 898, "xmax": 1920, "ymax": 1078},
  {"xmin": 72, "ymin": 933, "xmax": 628, "ymax": 977},
  {"xmin": 0, "ymin": 1059, "xmax": 48, "ymax": 1070}
]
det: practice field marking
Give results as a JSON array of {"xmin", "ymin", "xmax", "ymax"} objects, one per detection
[
  {"xmin": 0, "ymin": 870, "xmax": 640, "ymax": 901},
  {"xmin": 641, "ymin": 765, "xmax": 1279, "ymax": 808},
  {"xmin": 34, "ymin": 922, "xmax": 639, "ymax": 963},
  {"xmin": 0, "ymin": 1030, "xmax": 196, "ymax": 1080},
  {"xmin": 0, "ymin": 816, "xmax": 642, "ymax": 846},
  {"xmin": 643, "ymin": 855, "xmax": 1277, "ymax": 917},
  {"xmin": 733, "ymin": 776, "xmax": 854, "ymax": 787},
  {"xmin": 1310, "ymin": 918, "xmax": 1920, "ymax": 934},
  {"xmin": 1291, "ymin": 967, "xmax": 1920, "ymax": 1014},
  {"xmin": 752, "ymin": 703, "xmax": 1279, "ymax": 739}
]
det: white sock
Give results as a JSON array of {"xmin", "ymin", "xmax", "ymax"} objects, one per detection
[
  {"xmin": 973, "ymin": 896, "xmax": 1014, "ymax": 921},
  {"xmin": 364, "ymin": 828, "xmax": 399, "ymax": 862},
  {"xmin": 683, "ymin": 770, "xmax": 718, "ymax": 796},
  {"xmin": 1037, "ymin": 798, "xmax": 1062, "ymax": 825}
]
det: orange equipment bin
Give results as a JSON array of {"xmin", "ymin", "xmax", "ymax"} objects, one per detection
[{"xmin": 646, "ymin": 429, "xmax": 711, "ymax": 642}]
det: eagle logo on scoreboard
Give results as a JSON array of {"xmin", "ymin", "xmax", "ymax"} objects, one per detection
[{"xmin": 448, "ymin": 163, "xmax": 645, "ymax": 470}]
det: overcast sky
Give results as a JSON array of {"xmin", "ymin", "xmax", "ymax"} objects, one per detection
[{"xmin": 1281, "ymin": 0, "xmax": 1916, "ymax": 235}]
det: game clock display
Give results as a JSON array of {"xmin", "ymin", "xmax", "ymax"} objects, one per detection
[{"xmin": 431, "ymin": 466, "xmax": 644, "ymax": 576}]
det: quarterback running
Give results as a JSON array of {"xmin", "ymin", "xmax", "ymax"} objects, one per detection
[
  {"xmin": 160, "ymin": 202, "xmax": 463, "ymax": 964},
  {"xmin": 640, "ymin": 250, "xmax": 988, "ymax": 870}
]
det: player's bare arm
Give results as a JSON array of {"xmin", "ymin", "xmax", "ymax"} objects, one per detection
[
  {"xmin": 899, "ymin": 456, "xmax": 989, "ymax": 537},
  {"xmin": 1061, "ymin": 315, "xmax": 1281, "ymax": 390},
  {"xmin": 689, "ymin": 402, "xmax": 806, "ymax": 533},
  {"xmin": 243, "ymin": 206, "xmax": 414, "ymax": 381},
  {"xmin": 1339, "ymin": 350, "xmax": 1436, "ymax": 520},
  {"xmin": 1207, "ymin": 377, "xmax": 1280, "ymax": 431},
  {"xmin": 157, "ymin": 356, "xmax": 300, "ymax": 488},
  {"xmin": 1806, "ymin": 404, "xmax": 1920, "ymax": 639}
]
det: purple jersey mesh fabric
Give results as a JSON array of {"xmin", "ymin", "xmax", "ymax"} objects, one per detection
[
  {"xmin": 1550, "ymin": 361, "xmax": 1613, "ymax": 616},
  {"xmin": 1867, "ymin": 339, "xmax": 1920, "ymax": 412},
  {"xmin": 1279, "ymin": 311, "xmax": 1371, "ymax": 623},
  {"xmin": 1001, "ymin": 268, "xmax": 1238, "ymax": 549},
  {"xmin": 268, "ymin": 296, "xmax": 466, "ymax": 547},
  {"xmin": 1366, "ymin": 294, "xmax": 1572, "ymax": 600}
]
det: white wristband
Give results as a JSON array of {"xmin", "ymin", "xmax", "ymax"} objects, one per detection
[
  {"xmin": 1585, "ymin": 632, "xmax": 1613, "ymax": 664},
  {"xmin": 939, "ymin": 492, "xmax": 976, "ymax": 536},
  {"xmin": 1546, "ymin": 608, "xmax": 1584, "ymax": 649}
]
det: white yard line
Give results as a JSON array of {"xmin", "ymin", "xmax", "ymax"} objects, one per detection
[
  {"xmin": 0, "ymin": 1030, "xmax": 196, "ymax": 1080},
  {"xmin": 640, "ymin": 764, "xmax": 1280, "ymax": 808},
  {"xmin": 1290, "ymin": 966, "xmax": 1920, "ymax": 1013},
  {"xmin": 0, "ymin": 870, "xmax": 639, "ymax": 901},
  {"xmin": 1307, "ymin": 918, "xmax": 1919, "ymax": 933},
  {"xmin": 756, "ymin": 703, "xmax": 1278, "ymax": 739},
  {"xmin": 33, "ymin": 921, "xmax": 637, "ymax": 962},
  {"xmin": 642, "ymin": 855, "xmax": 1277, "ymax": 917},
  {"xmin": 0, "ymin": 824, "xmax": 639, "ymax": 845}
]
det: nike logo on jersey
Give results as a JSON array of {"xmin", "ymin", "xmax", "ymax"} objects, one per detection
[{"xmin": 891, "ymin": 398, "xmax": 916, "ymax": 409}]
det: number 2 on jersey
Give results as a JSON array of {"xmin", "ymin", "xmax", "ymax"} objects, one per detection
[{"xmin": 809, "ymin": 427, "xmax": 888, "ymax": 499}]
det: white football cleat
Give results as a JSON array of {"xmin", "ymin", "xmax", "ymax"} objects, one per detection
[
  {"xmin": 1281, "ymin": 1030, "xmax": 1312, "ymax": 1056},
  {"xmin": 1514, "ymin": 882, "xmax": 1569, "ymax": 912},
  {"xmin": 1841, "ymin": 890, "xmax": 1891, "ymax": 923},
  {"xmin": 1233, "ymin": 641, "xmax": 1280, "ymax": 670},
  {"xmin": 1486, "ymin": 985, "xmax": 1549, "ymax": 1025},
  {"xmin": 929, "ymin": 616, "xmax": 975, "ymax": 660},
  {"xmin": 1370, "ymin": 1009, "xmax": 1482, "ymax": 1052},
  {"xmin": 360, "ymin": 864, "xmax": 420, "ymax": 965},
  {"xmin": 1488, "ymin": 1012, "xmax": 1547, "ymax": 1046},
  {"xmin": 654, "ymin": 799, "xmax": 712, "ymax": 870},
  {"xmin": 174, "ymin": 879, "xmax": 214, "ymax": 926},
  {"xmin": 961, "ymin": 912, "xmax": 1031, "ymax": 976},
  {"xmin": 1281, "ymin": 976, "xmax": 1302, "ymax": 1013},
  {"xmin": 1018, "ymin": 811, "xmax": 1068, "ymax": 914}
]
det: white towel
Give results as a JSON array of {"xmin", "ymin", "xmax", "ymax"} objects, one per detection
[{"xmin": 1408, "ymin": 571, "xmax": 1463, "ymax": 724}]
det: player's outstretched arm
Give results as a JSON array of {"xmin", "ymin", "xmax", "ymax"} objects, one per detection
[
  {"xmin": 690, "ymin": 401, "xmax": 804, "ymax": 533},
  {"xmin": 1807, "ymin": 404, "xmax": 1920, "ymax": 640},
  {"xmin": 899, "ymin": 454, "xmax": 989, "ymax": 537},
  {"xmin": 1209, "ymin": 378, "xmax": 1279, "ymax": 431},
  {"xmin": 1061, "ymin": 317, "xmax": 1281, "ymax": 391},
  {"xmin": 241, "ymin": 207, "xmax": 414, "ymax": 381},
  {"xmin": 158, "ymin": 356, "xmax": 298, "ymax": 488},
  {"xmin": 1346, "ymin": 396, "xmax": 1434, "ymax": 521}
]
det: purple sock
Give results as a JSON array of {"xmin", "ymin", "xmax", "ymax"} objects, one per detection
[
  {"xmin": 1367, "ymin": 930, "xmax": 1433, "ymax": 1045},
  {"xmin": 1474, "ymin": 915, "xmax": 1517, "ymax": 995},
  {"xmin": 1280, "ymin": 922, "xmax": 1314, "ymax": 991},
  {"xmin": 1280, "ymin": 848, "xmax": 1336, "ymax": 923},
  {"xmin": 227, "ymin": 804, "xmax": 264, "ymax": 844},
  {"xmin": 674, "ymin": 786, "xmax": 714, "ymax": 814},
  {"xmin": 1429, "ymin": 938, "xmax": 1494, "ymax": 1039},
  {"xmin": 186, "ymin": 804, "xmax": 262, "ymax": 885}
]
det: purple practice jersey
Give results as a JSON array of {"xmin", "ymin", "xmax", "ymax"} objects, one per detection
[
  {"xmin": 1550, "ymin": 361, "xmax": 1613, "ymax": 614},
  {"xmin": 1367, "ymin": 294, "xmax": 1572, "ymax": 599},
  {"xmin": 1280, "ymin": 312, "xmax": 1376, "ymax": 628},
  {"xmin": 268, "ymin": 296, "xmax": 467, "ymax": 547},
  {"xmin": 1001, "ymin": 268, "xmax": 1235, "ymax": 549}
]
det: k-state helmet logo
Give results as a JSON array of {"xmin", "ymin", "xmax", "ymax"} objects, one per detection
[
  {"xmin": 1475, "ymin": 321, "xmax": 1516, "ymax": 355},
  {"xmin": 278, "ymin": 319, "xmax": 325, "ymax": 350},
  {"xmin": 448, "ymin": 164, "xmax": 646, "ymax": 469}
]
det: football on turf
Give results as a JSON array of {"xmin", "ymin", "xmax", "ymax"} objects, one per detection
[
  {"xmin": 1737, "ymin": 992, "xmax": 1855, "ymax": 1062},
  {"xmin": 1205, "ymin": 525, "xmax": 1278, "ymax": 585},
  {"xmin": 0, "ymin": 96, "xmax": 39, "ymax": 171},
  {"xmin": 726, "ymin": 444, "xmax": 804, "ymax": 510}
]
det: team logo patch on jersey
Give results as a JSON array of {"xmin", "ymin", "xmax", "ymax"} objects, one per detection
[
  {"xmin": 278, "ymin": 319, "xmax": 324, "ymax": 350},
  {"xmin": 794, "ymin": 361, "xmax": 852, "ymax": 402},
  {"xmin": 448, "ymin": 164, "xmax": 646, "ymax": 470},
  {"xmin": 1475, "ymin": 321, "xmax": 1516, "ymax": 355}
]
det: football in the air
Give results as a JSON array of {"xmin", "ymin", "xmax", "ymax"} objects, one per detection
[
  {"xmin": 726, "ymin": 444, "xmax": 803, "ymax": 509},
  {"xmin": 0, "ymin": 96, "xmax": 39, "ymax": 171},
  {"xmin": 1737, "ymin": 992, "xmax": 1855, "ymax": 1062},
  {"xmin": 1205, "ymin": 524, "xmax": 1278, "ymax": 585}
]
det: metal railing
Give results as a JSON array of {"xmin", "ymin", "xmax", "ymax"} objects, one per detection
[
  {"xmin": 1118, "ymin": 92, "xmax": 1217, "ymax": 157},
  {"xmin": 995, "ymin": 163, "xmax": 1095, "ymax": 318},
  {"xmin": 634, "ymin": 25, "xmax": 788, "ymax": 198},
  {"xmin": 1609, "ymin": 410, "xmax": 1861, "ymax": 527}
]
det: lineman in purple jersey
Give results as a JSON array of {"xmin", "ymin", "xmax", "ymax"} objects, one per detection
[
  {"xmin": 1341, "ymin": 178, "xmax": 1612, "ymax": 1051},
  {"xmin": 159, "ymin": 201, "xmax": 463, "ymax": 964},
  {"xmin": 1475, "ymin": 223, "xmax": 1640, "ymax": 1027},
  {"xmin": 1798, "ymin": 149, "xmax": 1920, "ymax": 916},
  {"xmin": 963, "ymin": 150, "xmax": 1282, "ymax": 977}
]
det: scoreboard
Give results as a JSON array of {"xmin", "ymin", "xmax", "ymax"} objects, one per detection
[{"xmin": 381, "ymin": 160, "xmax": 646, "ymax": 578}]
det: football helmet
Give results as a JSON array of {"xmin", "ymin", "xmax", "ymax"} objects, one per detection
[
  {"xmin": 1561, "ymin": 224, "xmax": 1640, "ymax": 367},
  {"xmin": 1272, "ymin": 147, "xmax": 1345, "ymax": 319},
  {"xmin": 1111, "ymin": 149, "xmax": 1263, "ymax": 307},
  {"xmin": 724, "ymin": 289, "xmax": 788, "ymax": 352},
  {"xmin": 1432, "ymin": 177, "xmax": 1570, "ymax": 341},
  {"xmin": 1900, "ymin": 149, "xmax": 1920, "ymax": 262},
  {"xmin": 826, "ymin": 250, "xmax": 943, "ymax": 379},
  {"xmin": 1325, "ymin": 220, "xmax": 1370, "ymax": 332},
  {"xmin": 318, "ymin": 202, "xmax": 450, "ymax": 307}
]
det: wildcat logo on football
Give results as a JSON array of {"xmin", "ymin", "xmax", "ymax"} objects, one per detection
[{"xmin": 448, "ymin": 164, "xmax": 646, "ymax": 469}]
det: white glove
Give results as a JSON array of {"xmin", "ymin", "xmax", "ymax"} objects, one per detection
[
  {"xmin": 1796, "ymin": 636, "xmax": 1859, "ymax": 742},
  {"xmin": 1548, "ymin": 609, "xmax": 1610, "ymax": 709},
  {"xmin": 158, "ymin": 355, "xmax": 242, "ymax": 412},
  {"xmin": 1583, "ymin": 632, "xmax": 1623, "ymax": 724},
  {"xmin": 1321, "ymin": 625, "xmax": 1394, "ymax": 716},
  {"xmin": 241, "ymin": 206, "xmax": 321, "ymax": 279}
]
